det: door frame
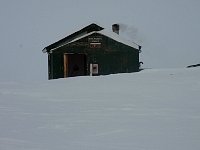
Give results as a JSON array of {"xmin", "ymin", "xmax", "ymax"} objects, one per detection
[{"xmin": 63, "ymin": 53, "xmax": 69, "ymax": 78}]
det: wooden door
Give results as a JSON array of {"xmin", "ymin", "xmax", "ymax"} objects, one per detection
[{"xmin": 64, "ymin": 54, "xmax": 86, "ymax": 77}]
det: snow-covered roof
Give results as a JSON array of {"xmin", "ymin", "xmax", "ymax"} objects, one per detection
[
  {"xmin": 43, "ymin": 23, "xmax": 104, "ymax": 53},
  {"xmin": 50, "ymin": 29, "xmax": 140, "ymax": 52},
  {"xmin": 98, "ymin": 29, "xmax": 140, "ymax": 49},
  {"xmin": 50, "ymin": 31, "xmax": 96, "ymax": 52}
]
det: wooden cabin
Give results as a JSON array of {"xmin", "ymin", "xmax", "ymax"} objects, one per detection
[{"xmin": 42, "ymin": 23, "xmax": 141, "ymax": 79}]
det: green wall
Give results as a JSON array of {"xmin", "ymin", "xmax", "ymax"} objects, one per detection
[{"xmin": 49, "ymin": 33, "xmax": 139, "ymax": 79}]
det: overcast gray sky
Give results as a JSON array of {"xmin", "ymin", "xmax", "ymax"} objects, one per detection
[{"xmin": 0, "ymin": 0, "xmax": 200, "ymax": 81}]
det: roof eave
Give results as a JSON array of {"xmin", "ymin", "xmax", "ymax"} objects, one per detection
[
  {"xmin": 42, "ymin": 48, "xmax": 47, "ymax": 53},
  {"xmin": 42, "ymin": 23, "xmax": 104, "ymax": 53}
]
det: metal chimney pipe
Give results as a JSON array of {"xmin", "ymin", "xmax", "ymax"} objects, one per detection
[{"xmin": 112, "ymin": 24, "xmax": 120, "ymax": 34}]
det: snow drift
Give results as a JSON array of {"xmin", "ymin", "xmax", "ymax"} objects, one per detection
[{"xmin": 0, "ymin": 68, "xmax": 200, "ymax": 150}]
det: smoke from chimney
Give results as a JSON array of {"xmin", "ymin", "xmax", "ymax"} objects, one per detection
[
  {"xmin": 118, "ymin": 23, "xmax": 143, "ymax": 45},
  {"xmin": 118, "ymin": 23, "xmax": 138, "ymax": 39}
]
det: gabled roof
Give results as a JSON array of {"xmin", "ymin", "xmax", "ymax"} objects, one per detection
[
  {"xmin": 43, "ymin": 23, "xmax": 104, "ymax": 53},
  {"xmin": 43, "ymin": 23, "xmax": 141, "ymax": 53}
]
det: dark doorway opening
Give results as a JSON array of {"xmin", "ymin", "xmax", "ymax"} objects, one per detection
[{"xmin": 64, "ymin": 54, "xmax": 87, "ymax": 77}]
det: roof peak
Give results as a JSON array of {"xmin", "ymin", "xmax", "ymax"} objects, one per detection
[
  {"xmin": 43, "ymin": 23, "xmax": 104, "ymax": 53},
  {"xmin": 43, "ymin": 23, "xmax": 141, "ymax": 53},
  {"xmin": 49, "ymin": 30, "xmax": 140, "ymax": 53}
]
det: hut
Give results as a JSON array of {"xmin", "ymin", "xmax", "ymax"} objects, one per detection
[{"xmin": 42, "ymin": 23, "xmax": 142, "ymax": 79}]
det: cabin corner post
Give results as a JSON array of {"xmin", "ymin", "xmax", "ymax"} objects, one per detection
[{"xmin": 48, "ymin": 53, "xmax": 51, "ymax": 80}]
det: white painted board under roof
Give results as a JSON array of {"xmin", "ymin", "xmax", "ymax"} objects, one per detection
[{"xmin": 50, "ymin": 28, "xmax": 140, "ymax": 52}]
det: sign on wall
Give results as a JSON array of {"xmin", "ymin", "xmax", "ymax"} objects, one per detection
[{"xmin": 88, "ymin": 36, "xmax": 102, "ymax": 48}]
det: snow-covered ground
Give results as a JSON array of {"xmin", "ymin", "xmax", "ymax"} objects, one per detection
[{"xmin": 0, "ymin": 68, "xmax": 200, "ymax": 150}]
